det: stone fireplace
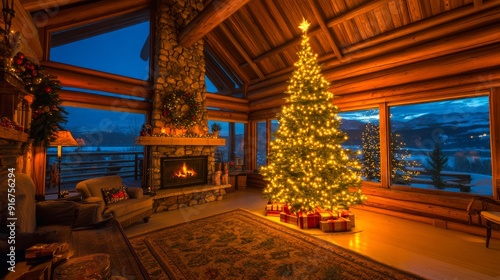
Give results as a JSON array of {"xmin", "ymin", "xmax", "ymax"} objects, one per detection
[{"xmin": 134, "ymin": 0, "xmax": 230, "ymax": 212}]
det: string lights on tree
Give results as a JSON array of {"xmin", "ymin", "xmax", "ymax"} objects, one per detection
[{"xmin": 261, "ymin": 19, "xmax": 365, "ymax": 213}]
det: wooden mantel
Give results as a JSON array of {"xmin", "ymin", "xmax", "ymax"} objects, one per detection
[{"xmin": 135, "ymin": 136, "xmax": 225, "ymax": 146}]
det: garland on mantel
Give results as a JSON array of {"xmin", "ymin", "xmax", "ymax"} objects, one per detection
[
  {"xmin": 12, "ymin": 52, "xmax": 67, "ymax": 146},
  {"xmin": 162, "ymin": 90, "xmax": 202, "ymax": 129}
]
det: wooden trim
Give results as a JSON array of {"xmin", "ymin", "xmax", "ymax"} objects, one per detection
[
  {"xmin": 207, "ymin": 110, "xmax": 248, "ymax": 122},
  {"xmin": 41, "ymin": 61, "xmax": 152, "ymax": 98},
  {"xmin": 309, "ymin": 0, "xmax": 344, "ymax": 61},
  {"xmin": 379, "ymin": 103, "xmax": 390, "ymax": 188},
  {"xmin": 38, "ymin": 0, "xmax": 152, "ymax": 31},
  {"xmin": 22, "ymin": 0, "xmax": 87, "ymax": 12},
  {"xmin": 178, "ymin": 0, "xmax": 251, "ymax": 47},
  {"xmin": 491, "ymin": 88, "xmax": 500, "ymax": 199},
  {"xmin": 206, "ymin": 93, "xmax": 249, "ymax": 112},
  {"xmin": 59, "ymin": 90, "xmax": 151, "ymax": 113}
]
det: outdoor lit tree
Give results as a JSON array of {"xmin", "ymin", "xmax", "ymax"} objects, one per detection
[
  {"xmin": 361, "ymin": 122, "xmax": 420, "ymax": 184},
  {"xmin": 426, "ymin": 141, "xmax": 448, "ymax": 189},
  {"xmin": 361, "ymin": 122, "xmax": 381, "ymax": 181},
  {"xmin": 261, "ymin": 20, "xmax": 365, "ymax": 213}
]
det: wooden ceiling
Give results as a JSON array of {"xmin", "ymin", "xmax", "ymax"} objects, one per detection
[{"xmin": 20, "ymin": 0, "xmax": 500, "ymax": 101}]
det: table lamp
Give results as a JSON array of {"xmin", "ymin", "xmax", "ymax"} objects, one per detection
[{"xmin": 50, "ymin": 130, "xmax": 78, "ymax": 198}]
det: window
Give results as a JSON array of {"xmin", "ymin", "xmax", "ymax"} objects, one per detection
[
  {"xmin": 50, "ymin": 11, "xmax": 150, "ymax": 80},
  {"xmin": 209, "ymin": 120, "xmax": 230, "ymax": 162},
  {"xmin": 256, "ymin": 121, "xmax": 267, "ymax": 170},
  {"xmin": 389, "ymin": 96, "xmax": 492, "ymax": 195},
  {"xmin": 339, "ymin": 109, "xmax": 381, "ymax": 182},
  {"xmin": 45, "ymin": 107, "xmax": 145, "ymax": 194},
  {"xmin": 208, "ymin": 120, "xmax": 247, "ymax": 167},
  {"xmin": 270, "ymin": 119, "xmax": 279, "ymax": 141}
]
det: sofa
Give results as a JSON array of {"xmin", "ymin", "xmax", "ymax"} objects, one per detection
[
  {"xmin": 76, "ymin": 175, "xmax": 153, "ymax": 229},
  {"xmin": 0, "ymin": 173, "xmax": 150, "ymax": 279}
]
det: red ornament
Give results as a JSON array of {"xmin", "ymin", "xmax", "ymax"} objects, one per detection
[{"xmin": 44, "ymin": 86, "xmax": 52, "ymax": 93}]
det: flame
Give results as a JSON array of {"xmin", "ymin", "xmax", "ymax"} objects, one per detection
[{"xmin": 173, "ymin": 162, "xmax": 197, "ymax": 178}]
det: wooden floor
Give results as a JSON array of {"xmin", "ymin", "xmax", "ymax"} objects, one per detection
[{"xmin": 125, "ymin": 187, "xmax": 500, "ymax": 280}]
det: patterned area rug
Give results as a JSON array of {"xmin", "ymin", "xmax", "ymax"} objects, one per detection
[{"xmin": 129, "ymin": 209, "xmax": 426, "ymax": 280}]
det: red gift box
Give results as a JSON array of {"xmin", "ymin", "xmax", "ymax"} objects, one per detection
[
  {"xmin": 297, "ymin": 212, "xmax": 320, "ymax": 229},
  {"xmin": 266, "ymin": 210, "xmax": 281, "ymax": 216},
  {"xmin": 315, "ymin": 208, "xmax": 337, "ymax": 221},
  {"xmin": 280, "ymin": 212, "xmax": 297, "ymax": 225},
  {"xmin": 319, "ymin": 217, "xmax": 351, "ymax": 232},
  {"xmin": 339, "ymin": 210, "xmax": 355, "ymax": 227}
]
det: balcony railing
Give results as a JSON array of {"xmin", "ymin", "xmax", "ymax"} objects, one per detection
[{"xmin": 45, "ymin": 150, "xmax": 144, "ymax": 194}]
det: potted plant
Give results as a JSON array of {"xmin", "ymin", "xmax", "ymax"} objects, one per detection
[{"xmin": 211, "ymin": 123, "xmax": 222, "ymax": 138}]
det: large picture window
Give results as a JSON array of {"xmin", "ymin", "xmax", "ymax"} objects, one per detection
[
  {"xmin": 50, "ymin": 11, "xmax": 150, "ymax": 80},
  {"xmin": 389, "ymin": 96, "xmax": 492, "ymax": 195},
  {"xmin": 339, "ymin": 109, "xmax": 380, "ymax": 182},
  {"xmin": 45, "ymin": 106, "xmax": 146, "ymax": 194}
]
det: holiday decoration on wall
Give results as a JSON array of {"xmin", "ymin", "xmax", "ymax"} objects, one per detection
[
  {"xmin": 162, "ymin": 90, "xmax": 202, "ymax": 129},
  {"xmin": 11, "ymin": 52, "xmax": 68, "ymax": 146},
  {"xmin": 261, "ymin": 20, "xmax": 365, "ymax": 214}
]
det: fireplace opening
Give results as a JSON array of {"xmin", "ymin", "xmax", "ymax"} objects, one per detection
[{"xmin": 161, "ymin": 156, "xmax": 208, "ymax": 189}]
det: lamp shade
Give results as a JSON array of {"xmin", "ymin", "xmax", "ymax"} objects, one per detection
[{"xmin": 50, "ymin": 130, "xmax": 78, "ymax": 147}]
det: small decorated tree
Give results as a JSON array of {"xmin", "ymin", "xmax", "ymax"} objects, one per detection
[{"xmin": 261, "ymin": 20, "xmax": 365, "ymax": 213}]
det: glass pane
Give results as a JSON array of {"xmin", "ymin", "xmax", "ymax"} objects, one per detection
[
  {"xmin": 50, "ymin": 17, "xmax": 150, "ymax": 80},
  {"xmin": 208, "ymin": 120, "xmax": 229, "ymax": 162},
  {"xmin": 270, "ymin": 119, "xmax": 279, "ymax": 141},
  {"xmin": 256, "ymin": 121, "xmax": 267, "ymax": 170},
  {"xmin": 45, "ymin": 107, "xmax": 145, "ymax": 194},
  {"xmin": 339, "ymin": 109, "xmax": 380, "ymax": 182},
  {"xmin": 389, "ymin": 96, "xmax": 492, "ymax": 195},
  {"xmin": 234, "ymin": 122, "xmax": 246, "ymax": 168}
]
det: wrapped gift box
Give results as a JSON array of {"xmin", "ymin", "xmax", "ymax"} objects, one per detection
[
  {"xmin": 319, "ymin": 217, "xmax": 352, "ymax": 232},
  {"xmin": 315, "ymin": 209, "xmax": 337, "ymax": 221},
  {"xmin": 266, "ymin": 203, "xmax": 285, "ymax": 211},
  {"xmin": 265, "ymin": 210, "xmax": 281, "ymax": 216},
  {"xmin": 280, "ymin": 212, "xmax": 297, "ymax": 225},
  {"xmin": 297, "ymin": 212, "xmax": 320, "ymax": 229},
  {"xmin": 339, "ymin": 210, "xmax": 355, "ymax": 227}
]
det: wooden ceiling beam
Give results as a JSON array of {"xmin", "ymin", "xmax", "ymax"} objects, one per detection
[
  {"xmin": 178, "ymin": 0, "xmax": 251, "ymax": 47},
  {"xmin": 310, "ymin": 0, "xmax": 344, "ymax": 61},
  {"xmin": 218, "ymin": 23, "xmax": 265, "ymax": 80},
  {"xmin": 205, "ymin": 33, "xmax": 250, "ymax": 84},
  {"xmin": 41, "ymin": 61, "xmax": 152, "ymax": 98},
  {"xmin": 21, "ymin": 0, "xmax": 87, "ymax": 13},
  {"xmin": 59, "ymin": 90, "xmax": 151, "ymax": 113},
  {"xmin": 248, "ymin": 26, "xmax": 322, "ymax": 65},
  {"xmin": 326, "ymin": 0, "xmax": 393, "ymax": 27},
  {"xmin": 37, "ymin": 0, "xmax": 151, "ymax": 30},
  {"xmin": 248, "ymin": 3, "xmax": 500, "ymax": 100}
]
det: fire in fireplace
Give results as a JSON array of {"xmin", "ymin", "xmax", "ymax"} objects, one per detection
[{"xmin": 161, "ymin": 156, "xmax": 208, "ymax": 189}]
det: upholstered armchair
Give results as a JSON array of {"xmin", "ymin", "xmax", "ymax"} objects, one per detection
[
  {"xmin": 75, "ymin": 175, "xmax": 153, "ymax": 229},
  {"xmin": 0, "ymin": 173, "xmax": 79, "ymax": 266}
]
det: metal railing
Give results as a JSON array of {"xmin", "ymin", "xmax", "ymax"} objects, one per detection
[{"xmin": 45, "ymin": 151, "xmax": 144, "ymax": 194}]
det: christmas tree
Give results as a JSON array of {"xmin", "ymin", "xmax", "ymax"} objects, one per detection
[
  {"xmin": 361, "ymin": 122, "xmax": 381, "ymax": 181},
  {"xmin": 261, "ymin": 20, "xmax": 365, "ymax": 213},
  {"xmin": 426, "ymin": 141, "xmax": 448, "ymax": 189}
]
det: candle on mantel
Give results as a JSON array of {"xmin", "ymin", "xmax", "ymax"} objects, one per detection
[{"xmin": 161, "ymin": 127, "xmax": 166, "ymax": 134}]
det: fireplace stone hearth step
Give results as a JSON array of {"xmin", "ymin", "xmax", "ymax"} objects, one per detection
[
  {"xmin": 154, "ymin": 184, "xmax": 231, "ymax": 199},
  {"xmin": 151, "ymin": 184, "xmax": 232, "ymax": 213}
]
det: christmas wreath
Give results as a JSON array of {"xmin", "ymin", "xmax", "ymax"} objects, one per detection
[
  {"xmin": 162, "ymin": 90, "xmax": 202, "ymax": 128},
  {"xmin": 11, "ymin": 52, "xmax": 67, "ymax": 146}
]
